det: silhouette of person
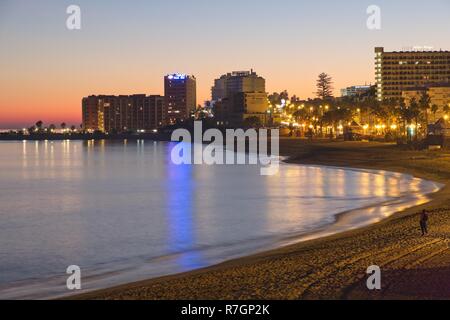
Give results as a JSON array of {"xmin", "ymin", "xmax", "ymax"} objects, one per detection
[{"xmin": 420, "ymin": 210, "xmax": 429, "ymax": 236}]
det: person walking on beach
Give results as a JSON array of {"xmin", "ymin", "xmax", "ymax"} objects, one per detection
[{"xmin": 420, "ymin": 210, "xmax": 429, "ymax": 236}]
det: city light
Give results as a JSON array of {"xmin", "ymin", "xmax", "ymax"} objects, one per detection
[
  {"xmin": 2, "ymin": 1, "xmax": 450, "ymax": 305},
  {"xmin": 167, "ymin": 73, "xmax": 187, "ymax": 80}
]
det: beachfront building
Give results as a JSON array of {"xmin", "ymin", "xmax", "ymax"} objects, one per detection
[
  {"xmin": 212, "ymin": 70, "xmax": 268, "ymax": 126},
  {"xmin": 82, "ymin": 95, "xmax": 165, "ymax": 133},
  {"xmin": 402, "ymin": 84, "xmax": 450, "ymax": 123},
  {"xmin": 82, "ymin": 95, "xmax": 105, "ymax": 132},
  {"xmin": 375, "ymin": 47, "xmax": 450, "ymax": 101},
  {"xmin": 215, "ymin": 92, "xmax": 269, "ymax": 126},
  {"xmin": 212, "ymin": 70, "xmax": 265, "ymax": 101},
  {"xmin": 164, "ymin": 73, "xmax": 197, "ymax": 124},
  {"xmin": 340, "ymin": 85, "xmax": 371, "ymax": 97}
]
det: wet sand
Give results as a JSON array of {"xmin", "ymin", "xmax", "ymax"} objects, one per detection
[{"xmin": 73, "ymin": 140, "xmax": 450, "ymax": 300}]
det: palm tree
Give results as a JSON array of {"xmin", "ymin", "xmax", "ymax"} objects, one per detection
[
  {"xmin": 336, "ymin": 108, "xmax": 354, "ymax": 124},
  {"xmin": 321, "ymin": 111, "xmax": 336, "ymax": 138},
  {"xmin": 371, "ymin": 100, "xmax": 388, "ymax": 125},
  {"xmin": 431, "ymin": 104, "xmax": 439, "ymax": 122},
  {"xmin": 419, "ymin": 91, "xmax": 431, "ymax": 131},
  {"xmin": 443, "ymin": 104, "xmax": 450, "ymax": 117},
  {"xmin": 396, "ymin": 98, "xmax": 411, "ymax": 141},
  {"xmin": 323, "ymin": 108, "xmax": 354, "ymax": 130},
  {"xmin": 61, "ymin": 122, "xmax": 67, "ymax": 130},
  {"xmin": 293, "ymin": 108, "xmax": 309, "ymax": 123},
  {"xmin": 408, "ymin": 98, "xmax": 421, "ymax": 141}
]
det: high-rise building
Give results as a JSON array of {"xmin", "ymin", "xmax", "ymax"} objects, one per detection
[
  {"xmin": 211, "ymin": 70, "xmax": 265, "ymax": 101},
  {"xmin": 82, "ymin": 95, "xmax": 165, "ymax": 133},
  {"xmin": 164, "ymin": 73, "xmax": 196, "ymax": 124},
  {"xmin": 375, "ymin": 47, "xmax": 450, "ymax": 101},
  {"xmin": 212, "ymin": 70, "xmax": 268, "ymax": 126},
  {"xmin": 82, "ymin": 95, "xmax": 105, "ymax": 132}
]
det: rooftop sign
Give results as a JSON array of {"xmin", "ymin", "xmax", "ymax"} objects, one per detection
[{"xmin": 167, "ymin": 73, "xmax": 187, "ymax": 80}]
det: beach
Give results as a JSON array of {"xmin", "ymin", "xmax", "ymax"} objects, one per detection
[{"xmin": 72, "ymin": 140, "xmax": 450, "ymax": 300}]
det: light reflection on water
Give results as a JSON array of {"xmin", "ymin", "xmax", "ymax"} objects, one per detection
[
  {"xmin": 165, "ymin": 145, "xmax": 203, "ymax": 270},
  {"xmin": 0, "ymin": 140, "xmax": 442, "ymax": 299}
]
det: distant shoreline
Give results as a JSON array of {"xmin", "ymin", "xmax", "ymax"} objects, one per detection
[{"xmin": 0, "ymin": 133, "xmax": 172, "ymax": 141}]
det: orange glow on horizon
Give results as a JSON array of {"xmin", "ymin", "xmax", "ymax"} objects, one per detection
[
  {"xmin": 2, "ymin": 1, "xmax": 448, "ymax": 128},
  {"xmin": 0, "ymin": 61, "xmax": 373, "ymax": 128}
]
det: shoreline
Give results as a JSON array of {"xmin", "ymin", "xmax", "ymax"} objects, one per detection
[
  {"xmin": 0, "ymin": 133, "xmax": 172, "ymax": 142},
  {"xmin": 55, "ymin": 165, "xmax": 439, "ymax": 300},
  {"xmin": 70, "ymin": 140, "xmax": 450, "ymax": 300}
]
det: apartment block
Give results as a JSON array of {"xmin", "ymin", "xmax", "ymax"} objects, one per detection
[
  {"xmin": 82, "ymin": 95, "xmax": 165, "ymax": 133},
  {"xmin": 375, "ymin": 47, "xmax": 450, "ymax": 101}
]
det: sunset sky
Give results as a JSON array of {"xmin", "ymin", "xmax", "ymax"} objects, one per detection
[{"xmin": 1, "ymin": 0, "xmax": 449, "ymax": 128}]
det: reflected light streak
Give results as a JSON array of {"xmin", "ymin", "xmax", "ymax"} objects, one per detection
[{"xmin": 165, "ymin": 144, "xmax": 204, "ymax": 270}]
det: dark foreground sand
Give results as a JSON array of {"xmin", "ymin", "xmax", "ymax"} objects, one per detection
[{"xmin": 73, "ymin": 140, "xmax": 450, "ymax": 300}]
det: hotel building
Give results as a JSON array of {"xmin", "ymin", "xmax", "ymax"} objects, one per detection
[
  {"xmin": 402, "ymin": 84, "xmax": 450, "ymax": 123},
  {"xmin": 212, "ymin": 70, "xmax": 268, "ymax": 126},
  {"xmin": 82, "ymin": 95, "xmax": 165, "ymax": 133},
  {"xmin": 212, "ymin": 70, "xmax": 266, "ymax": 101},
  {"xmin": 164, "ymin": 73, "xmax": 196, "ymax": 124},
  {"xmin": 375, "ymin": 47, "xmax": 450, "ymax": 101},
  {"xmin": 340, "ymin": 85, "xmax": 371, "ymax": 97}
]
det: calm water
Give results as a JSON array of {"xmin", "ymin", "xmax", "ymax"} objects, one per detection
[{"xmin": 0, "ymin": 140, "xmax": 442, "ymax": 299}]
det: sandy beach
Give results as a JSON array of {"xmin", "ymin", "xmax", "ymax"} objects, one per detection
[{"xmin": 73, "ymin": 140, "xmax": 450, "ymax": 300}]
